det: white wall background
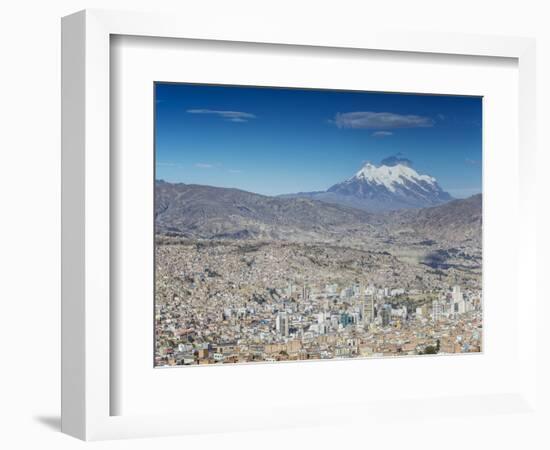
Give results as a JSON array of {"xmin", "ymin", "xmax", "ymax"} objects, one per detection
[{"xmin": 0, "ymin": 1, "xmax": 548, "ymax": 449}]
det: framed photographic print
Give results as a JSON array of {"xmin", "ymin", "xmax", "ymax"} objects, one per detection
[{"xmin": 62, "ymin": 9, "xmax": 538, "ymax": 441}]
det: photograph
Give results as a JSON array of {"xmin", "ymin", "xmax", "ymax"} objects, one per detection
[
  {"xmin": 153, "ymin": 83, "xmax": 483, "ymax": 367},
  {"xmin": 1, "ymin": 1, "xmax": 543, "ymax": 446}
]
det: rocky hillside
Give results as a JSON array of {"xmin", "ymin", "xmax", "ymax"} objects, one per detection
[
  {"xmin": 155, "ymin": 181, "xmax": 481, "ymax": 247},
  {"xmin": 155, "ymin": 181, "xmax": 375, "ymax": 241},
  {"xmin": 388, "ymin": 194, "xmax": 482, "ymax": 245}
]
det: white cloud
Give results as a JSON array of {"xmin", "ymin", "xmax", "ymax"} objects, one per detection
[
  {"xmin": 371, "ymin": 131, "xmax": 394, "ymax": 137},
  {"xmin": 331, "ymin": 111, "xmax": 434, "ymax": 129},
  {"xmin": 228, "ymin": 169, "xmax": 242, "ymax": 174},
  {"xmin": 187, "ymin": 109, "xmax": 257, "ymax": 122},
  {"xmin": 195, "ymin": 163, "xmax": 214, "ymax": 169}
]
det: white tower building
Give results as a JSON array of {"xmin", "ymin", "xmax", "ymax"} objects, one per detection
[{"xmin": 276, "ymin": 312, "xmax": 289, "ymax": 337}]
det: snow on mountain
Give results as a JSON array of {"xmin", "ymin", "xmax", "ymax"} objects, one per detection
[
  {"xmin": 352, "ymin": 162, "xmax": 437, "ymax": 193},
  {"xmin": 325, "ymin": 162, "xmax": 453, "ymax": 210},
  {"xmin": 282, "ymin": 161, "xmax": 453, "ymax": 212}
]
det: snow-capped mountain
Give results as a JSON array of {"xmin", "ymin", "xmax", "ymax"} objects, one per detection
[
  {"xmin": 282, "ymin": 161, "xmax": 453, "ymax": 211},
  {"xmin": 351, "ymin": 162, "xmax": 436, "ymax": 192}
]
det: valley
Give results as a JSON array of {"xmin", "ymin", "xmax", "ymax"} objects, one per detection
[{"xmin": 154, "ymin": 166, "xmax": 482, "ymax": 366}]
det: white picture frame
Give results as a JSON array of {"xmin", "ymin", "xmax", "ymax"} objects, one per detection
[{"xmin": 61, "ymin": 9, "xmax": 538, "ymax": 441}]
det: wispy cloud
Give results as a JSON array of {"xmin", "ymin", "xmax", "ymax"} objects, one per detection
[
  {"xmin": 371, "ymin": 131, "xmax": 394, "ymax": 138},
  {"xmin": 195, "ymin": 163, "xmax": 214, "ymax": 169},
  {"xmin": 330, "ymin": 111, "xmax": 434, "ymax": 129},
  {"xmin": 228, "ymin": 169, "xmax": 242, "ymax": 174},
  {"xmin": 187, "ymin": 109, "xmax": 257, "ymax": 122},
  {"xmin": 465, "ymin": 158, "xmax": 480, "ymax": 165}
]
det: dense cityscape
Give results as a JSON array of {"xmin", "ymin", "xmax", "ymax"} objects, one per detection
[{"xmin": 155, "ymin": 239, "xmax": 482, "ymax": 366}]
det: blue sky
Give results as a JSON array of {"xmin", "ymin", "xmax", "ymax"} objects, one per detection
[{"xmin": 155, "ymin": 83, "xmax": 482, "ymax": 198}]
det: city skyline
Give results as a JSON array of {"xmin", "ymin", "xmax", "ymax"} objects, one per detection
[{"xmin": 155, "ymin": 83, "xmax": 482, "ymax": 198}]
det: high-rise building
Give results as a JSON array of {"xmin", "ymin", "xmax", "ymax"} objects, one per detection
[
  {"xmin": 380, "ymin": 305, "xmax": 391, "ymax": 327},
  {"xmin": 432, "ymin": 299, "xmax": 443, "ymax": 321},
  {"xmin": 365, "ymin": 284, "xmax": 376, "ymax": 296},
  {"xmin": 317, "ymin": 312, "xmax": 325, "ymax": 324},
  {"xmin": 364, "ymin": 296, "xmax": 375, "ymax": 324},
  {"xmin": 287, "ymin": 282, "xmax": 293, "ymax": 297},
  {"xmin": 452, "ymin": 285, "xmax": 463, "ymax": 303},
  {"xmin": 276, "ymin": 312, "xmax": 289, "ymax": 337},
  {"xmin": 340, "ymin": 312, "xmax": 351, "ymax": 327},
  {"xmin": 451, "ymin": 285, "xmax": 467, "ymax": 315}
]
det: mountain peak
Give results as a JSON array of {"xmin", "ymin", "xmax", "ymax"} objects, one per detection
[
  {"xmin": 281, "ymin": 160, "xmax": 453, "ymax": 212},
  {"xmin": 352, "ymin": 162, "xmax": 436, "ymax": 193},
  {"xmin": 312, "ymin": 161, "xmax": 453, "ymax": 211}
]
